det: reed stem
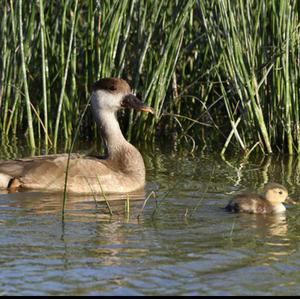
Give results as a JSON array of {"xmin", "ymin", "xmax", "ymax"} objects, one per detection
[{"xmin": 18, "ymin": 0, "xmax": 35, "ymax": 148}]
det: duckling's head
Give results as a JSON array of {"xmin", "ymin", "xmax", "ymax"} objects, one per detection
[
  {"xmin": 90, "ymin": 77, "xmax": 154, "ymax": 114},
  {"xmin": 264, "ymin": 182, "xmax": 288, "ymax": 204}
]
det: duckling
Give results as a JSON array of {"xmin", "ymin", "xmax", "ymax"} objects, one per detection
[{"xmin": 225, "ymin": 183, "xmax": 292, "ymax": 214}]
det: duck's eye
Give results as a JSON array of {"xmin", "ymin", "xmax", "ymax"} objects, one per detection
[{"xmin": 279, "ymin": 191, "xmax": 283, "ymax": 195}]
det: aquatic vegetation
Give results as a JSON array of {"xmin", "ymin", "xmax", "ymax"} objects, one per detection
[{"xmin": 0, "ymin": 0, "xmax": 299, "ymax": 155}]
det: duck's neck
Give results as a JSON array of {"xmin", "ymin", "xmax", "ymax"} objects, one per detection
[
  {"xmin": 96, "ymin": 110, "xmax": 129, "ymax": 157},
  {"xmin": 95, "ymin": 110, "xmax": 145, "ymax": 180}
]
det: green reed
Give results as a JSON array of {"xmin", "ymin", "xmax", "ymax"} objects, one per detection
[
  {"xmin": 0, "ymin": 0, "xmax": 299, "ymax": 155},
  {"xmin": 197, "ymin": 0, "xmax": 300, "ymax": 155}
]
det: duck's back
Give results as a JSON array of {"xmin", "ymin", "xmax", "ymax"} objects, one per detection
[
  {"xmin": 0, "ymin": 152, "xmax": 145, "ymax": 194},
  {"xmin": 225, "ymin": 193, "xmax": 273, "ymax": 214}
]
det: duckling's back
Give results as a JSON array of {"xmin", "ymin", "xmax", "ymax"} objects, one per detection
[{"xmin": 225, "ymin": 193, "xmax": 273, "ymax": 214}]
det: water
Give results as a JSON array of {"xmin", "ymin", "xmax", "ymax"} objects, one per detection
[{"xmin": 1, "ymin": 145, "xmax": 300, "ymax": 295}]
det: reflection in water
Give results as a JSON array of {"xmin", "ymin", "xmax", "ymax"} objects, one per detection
[
  {"xmin": 221, "ymin": 153, "xmax": 300, "ymax": 196},
  {"xmin": 234, "ymin": 213, "xmax": 288, "ymax": 237},
  {"xmin": 0, "ymin": 189, "xmax": 154, "ymax": 294},
  {"xmin": 0, "ymin": 189, "xmax": 147, "ymax": 221},
  {"xmin": 226, "ymin": 211, "xmax": 295, "ymax": 272},
  {"xmin": 1, "ymin": 147, "xmax": 300, "ymax": 295}
]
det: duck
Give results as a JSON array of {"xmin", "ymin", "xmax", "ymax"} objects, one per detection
[
  {"xmin": 225, "ymin": 182, "xmax": 294, "ymax": 214},
  {"xmin": 0, "ymin": 78, "xmax": 154, "ymax": 194}
]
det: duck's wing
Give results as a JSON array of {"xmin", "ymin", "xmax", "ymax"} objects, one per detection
[
  {"xmin": 0, "ymin": 154, "xmax": 142, "ymax": 194},
  {"xmin": 0, "ymin": 154, "xmax": 65, "ymax": 189},
  {"xmin": 0, "ymin": 154, "xmax": 74, "ymax": 177},
  {"xmin": 0, "ymin": 154, "xmax": 111, "ymax": 191},
  {"xmin": 225, "ymin": 193, "xmax": 270, "ymax": 213}
]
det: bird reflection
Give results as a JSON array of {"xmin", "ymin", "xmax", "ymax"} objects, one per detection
[
  {"xmin": 0, "ymin": 189, "xmax": 147, "ymax": 223},
  {"xmin": 0, "ymin": 189, "xmax": 153, "ymax": 275},
  {"xmin": 255, "ymin": 213, "xmax": 288, "ymax": 236}
]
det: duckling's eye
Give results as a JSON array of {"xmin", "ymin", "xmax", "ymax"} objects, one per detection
[{"xmin": 279, "ymin": 191, "xmax": 283, "ymax": 195}]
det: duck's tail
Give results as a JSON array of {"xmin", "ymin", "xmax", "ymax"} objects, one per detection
[
  {"xmin": 0, "ymin": 173, "xmax": 22, "ymax": 192},
  {"xmin": 224, "ymin": 201, "xmax": 240, "ymax": 213},
  {"xmin": 0, "ymin": 173, "xmax": 12, "ymax": 189}
]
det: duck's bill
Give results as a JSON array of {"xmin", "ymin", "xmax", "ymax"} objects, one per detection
[
  {"xmin": 122, "ymin": 94, "xmax": 154, "ymax": 114},
  {"xmin": 139, "ymin": 106, "xmax": 154, "ymax": 113},
  {"xmin": 285, "ymin": 197, "xmax": 297, "ymax": 205}
]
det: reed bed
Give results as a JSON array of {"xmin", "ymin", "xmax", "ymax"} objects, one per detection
[{"xmin": 0, "ymin": 0, "xmax": 299, "ymax": 155}]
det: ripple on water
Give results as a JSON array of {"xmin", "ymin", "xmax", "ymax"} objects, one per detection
[{"xmin": 1, "ymin": 150, "xmax": 300, "ymax": 295}]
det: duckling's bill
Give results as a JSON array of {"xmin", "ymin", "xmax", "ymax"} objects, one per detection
[{"xmin": 285, "ymin": 197, "xmax": 297, "ymax": 205}]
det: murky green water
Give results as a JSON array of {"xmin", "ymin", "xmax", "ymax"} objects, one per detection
[{"xmin": 1, "ymin": 144, "xmax": 300, "ymax": 295}]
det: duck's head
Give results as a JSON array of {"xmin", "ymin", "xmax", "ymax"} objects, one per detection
[
  {"xmin": 90, "ymin": 77, "xmax": 154, "ymax": 114},
  {"xmin": 264, "ymin": 183, "xmax": 289, "ymax": 204}
]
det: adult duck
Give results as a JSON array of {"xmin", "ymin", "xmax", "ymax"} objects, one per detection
[{"xmin": 0, "ymin": 78, "xmax": 154, "ymax": 194}]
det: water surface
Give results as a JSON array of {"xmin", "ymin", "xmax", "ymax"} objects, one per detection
[{"xmin": 1, "ymin": 145, "xmax": 300, "ymax": 295}]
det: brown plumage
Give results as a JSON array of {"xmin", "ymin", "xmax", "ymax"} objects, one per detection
[
  {"xmin": 0, "ymin": 78, "xmax": 154, "ymax": 194},
  {"xmin": 225, "ymin": 183, "xmax": 290, "ymax": 214}
]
